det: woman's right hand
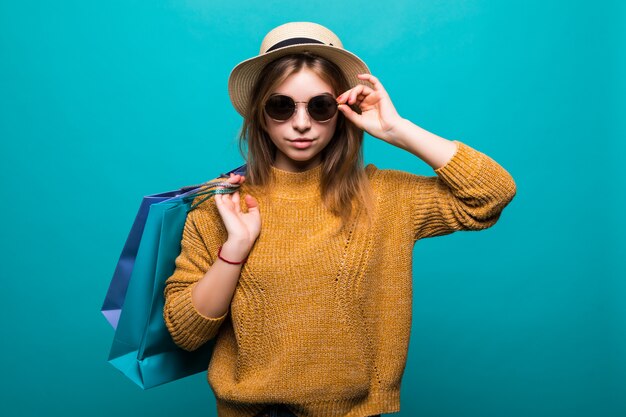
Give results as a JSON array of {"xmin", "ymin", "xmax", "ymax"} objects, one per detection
[{"xmin": 214, "ymin": 173, "xmax": 261, "ymax": 260}]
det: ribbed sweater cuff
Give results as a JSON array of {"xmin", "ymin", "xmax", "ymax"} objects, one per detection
[
  {"xmin": 434, "ymin": 141, "xmax": 482, "ymax": 185},
  {"xmin": 434, "ymin": 140, "xmax": 516, "ymax": 201},
  {"xmin": 167, "ymin": 282, "xmax": 226, "ymax": 346}
]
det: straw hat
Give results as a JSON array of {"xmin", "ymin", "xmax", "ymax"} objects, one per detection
[{"xmin": 228, "ymin": 22, "xmax": 370, "ymax": 117}]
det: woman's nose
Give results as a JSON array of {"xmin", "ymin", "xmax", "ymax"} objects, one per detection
[{"xmin": 291, "ymin": 103, "xmax": 311, "ymax": 131}]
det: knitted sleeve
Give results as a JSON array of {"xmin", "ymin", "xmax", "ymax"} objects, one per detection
[
  {"xmin": 377, "ymin": 141, "xmax": 517, "ymax": 241},
  {"xmin": 412, "ymin": 140, "xmax": 517, "ymax": 240},
  {"xmin": 163, "ymin": 202, "xmax": 227, "ymax": 352}
]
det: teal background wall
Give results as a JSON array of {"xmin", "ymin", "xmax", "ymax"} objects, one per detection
[{"xmin": 1, "ymin": 1, "xmax": 624, "ymax": 416}]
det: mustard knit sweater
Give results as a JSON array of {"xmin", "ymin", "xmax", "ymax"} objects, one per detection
[{"xmin": 163, "ymin": 141, "xmax": 516, "ymax": 417}]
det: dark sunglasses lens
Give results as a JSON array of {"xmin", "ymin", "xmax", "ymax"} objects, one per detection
[
  {"xmin": 265, "ymin": 95, "xmax": 295, "ymax": 120},
  {"xmin": 308, "ymin": 95, "xmax": 338, "ymax": 121}
]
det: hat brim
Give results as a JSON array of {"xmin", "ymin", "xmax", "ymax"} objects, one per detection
[{"xmin": 228, "ymin": 43, "xmax": 370, "ymax": 117}]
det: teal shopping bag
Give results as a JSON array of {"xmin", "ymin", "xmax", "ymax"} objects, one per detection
[
  {"xmin": 106, "ymin": 165, "xmax": 246, "ymax": 389},
  {"xmin": 108, "ymin": 197, "xmax": 212, "ymax": 389}
]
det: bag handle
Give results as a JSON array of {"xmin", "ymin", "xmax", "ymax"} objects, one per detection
[{"xmin": 182, "ymin": 164, "xmax": 248, "ymax": 211}]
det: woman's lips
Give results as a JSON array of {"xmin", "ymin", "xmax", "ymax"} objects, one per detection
[{"xmin": 289, "ymin": 138, "xmax": 314, "ymax": 149}]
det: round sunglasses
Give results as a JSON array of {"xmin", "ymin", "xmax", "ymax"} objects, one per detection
[{"xmin": 264, "ymin": 94, "xmax": 338, "ymax": 122}]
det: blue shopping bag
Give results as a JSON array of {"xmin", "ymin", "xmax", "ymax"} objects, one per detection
[{"xmin": 105, "ymin": 165, "xmax": 246, "ymax": 389}]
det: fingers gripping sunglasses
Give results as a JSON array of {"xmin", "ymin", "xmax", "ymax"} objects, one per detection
[{"xmin": 264, "ymin": 94, "xmax": 338, "ymax": 122}]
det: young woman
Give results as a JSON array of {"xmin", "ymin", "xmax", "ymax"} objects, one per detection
[{"xmin": 163, "ymin": 22, "xmax": 516, "ymax": 417}]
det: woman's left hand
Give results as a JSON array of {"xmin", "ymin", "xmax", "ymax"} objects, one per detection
[{"xmin": 336, "ymin": 74, "xmax": 404, "ymax": 144}]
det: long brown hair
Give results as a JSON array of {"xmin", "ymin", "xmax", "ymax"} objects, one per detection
[{"xmin": 239, "ymin": 53, "xmax": 373, "ymax": 230}]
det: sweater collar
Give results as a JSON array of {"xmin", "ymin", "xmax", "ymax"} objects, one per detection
[{"xmin": 269, "ymin": 163, "xmax": 322, "ymax": 199}]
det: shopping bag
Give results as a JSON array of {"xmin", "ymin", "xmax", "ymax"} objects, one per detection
[
  {"xmin": 105, "ymin": 165, "xmax": 246, "ymax": 389},
  {"xmin": 101, "ymin": 190, "xmax": 180, "ymax": 329}
]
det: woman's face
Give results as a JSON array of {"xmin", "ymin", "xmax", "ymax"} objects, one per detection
[{"xmin": 263, "ymin": 67, "xmax": 338, "ymax": 172}]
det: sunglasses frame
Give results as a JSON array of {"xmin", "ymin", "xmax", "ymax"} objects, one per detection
[{"xmin": 264, "ymin": 93, "xmax": 338, "ymax": 123}]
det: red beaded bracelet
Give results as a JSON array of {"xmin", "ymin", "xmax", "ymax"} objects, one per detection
[{"xmin": 217, "ymin": 246, "xmax": 248, "ymax": 265}]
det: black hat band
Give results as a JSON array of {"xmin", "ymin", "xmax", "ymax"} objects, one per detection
[{"xmin": 266, "ymin": 37, "xmax": 326, "ymax": 53}]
